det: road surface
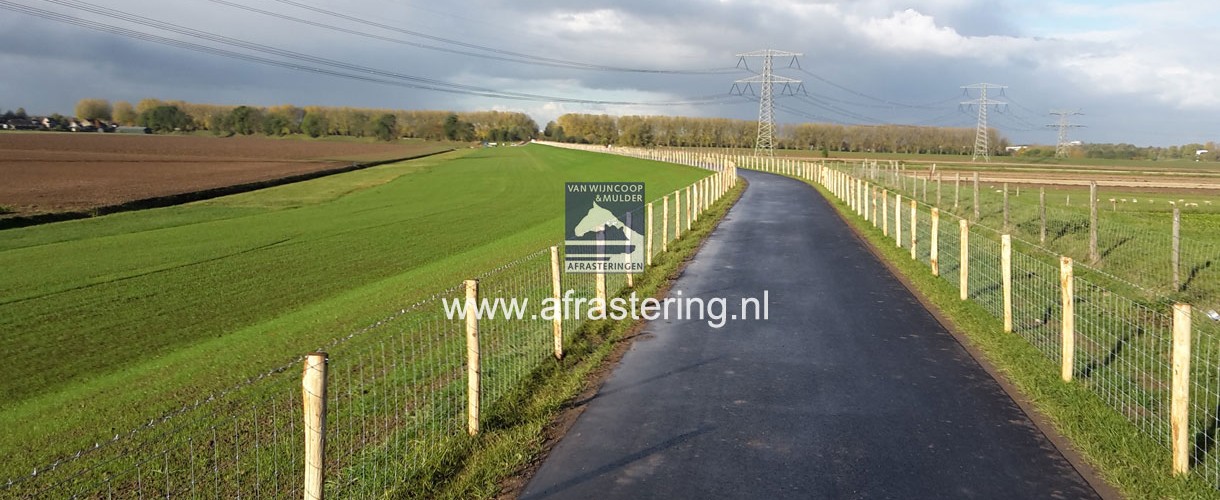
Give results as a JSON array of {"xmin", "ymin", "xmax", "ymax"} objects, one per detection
[{"xmin": 521, "ymin": 170, "xmax": 1102, "ymax": 499}]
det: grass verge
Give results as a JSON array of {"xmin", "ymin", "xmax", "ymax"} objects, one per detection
[
  {"xmin": 386, "ymin": 179, "xmax": 746, "ymax": 499},
  {"xmin": 793, "ymin": 173, "xmax": 1216, "ymax": 498}
]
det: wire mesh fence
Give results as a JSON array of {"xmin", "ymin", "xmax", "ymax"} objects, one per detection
[
  {"xmin": 740, "ymin": 156, "xmax": 1220, "ymax": 490},
  {"xmin": 3, "ymin": 145, "xmax": 738, "ymax": 498}
]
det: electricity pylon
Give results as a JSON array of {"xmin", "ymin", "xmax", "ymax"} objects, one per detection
[
  {"xmin": 732, "ymin": 49, "xmax": 803, "ymax": 157},
  {"xmin": 961, "ymin": 83, "xmax": 1007, "ymax": 162},
  {"xmin": 1047, "ymin": 109, "xmax": 1084, "ymax": 158}
]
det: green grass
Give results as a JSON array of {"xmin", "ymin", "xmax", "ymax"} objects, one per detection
[
  {"xmin": 392, "ymin": 176, "xmax": 746, "ymax": 499},
  {"xmin": 0, "ymin": 144, "xmax": 710, "ymax": 483},
  {"xmin": 688, "ymin": 146, "xmax": 1220, "ymax": 175},
  {"xmin": 775, "ymin": 168, "xmax": 1218, "ymax": 498},
  {"xmin": 861, "ymin": 169, "xmax": 1220, "ymax": 311}
]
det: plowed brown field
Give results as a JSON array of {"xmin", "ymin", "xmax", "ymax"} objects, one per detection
[{"xmin": 0, "ymin": 133, "xmax": 452, "ymax": 215}]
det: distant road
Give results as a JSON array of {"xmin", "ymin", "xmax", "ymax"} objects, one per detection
[{"xmin": 521, "ymin": 170, "xmax": 1102, "ymax": 499}]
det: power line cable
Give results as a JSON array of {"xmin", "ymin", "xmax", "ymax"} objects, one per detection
[
  {"xmin": 797, "ymin": 68, "xmax": 960, "ymax": 109},
  {"xmin": 12, "ymin": 0, "xmax": 733, "ymax": 106},
  {"xmin": 266, "ymin": 0, "xmax": 739, "ymax": 75},
  {"xmin": 202, "ymin": 0, "xmax": 740, "ymax": 75}
]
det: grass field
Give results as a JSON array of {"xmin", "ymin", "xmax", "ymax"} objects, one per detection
[
  {"xmin": 861, "ymin": 168, "xmax": 1220, "ymax": 311},
  {"xmin": 0, "ymin": 143, "xmax": 710, "ymax": 485}
]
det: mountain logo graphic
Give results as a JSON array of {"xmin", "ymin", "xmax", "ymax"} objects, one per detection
[{"xmin": 564, "ymin": 182, "xmax": 645, "ymax": 274}]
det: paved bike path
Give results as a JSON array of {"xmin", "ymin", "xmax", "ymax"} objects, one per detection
[{"xmin": 521, "ymin": 170, "xmax": 1100, "ymax": 499}]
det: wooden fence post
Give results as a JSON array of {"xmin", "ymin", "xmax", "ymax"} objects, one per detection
[
  {"xmin": 931, "ymin": 208, "xmax": 940, "ymax": 275},
  {"xmin": 1002, "ymin": 234, "xmax": 1013, "ymax": 333},
  {"xmin": 686, "ymin": 185, "xmax": 693, "ymax": 231},
  {"xmin": 883, "ymin": 189, "xmax": 889, "ymax": 236},
  {"xmin": 1040, "ymin": 188, "xmax": 1047, "ymax": 245},
  {"xmin": 645, "ymin": 203, "xmax": 654, "ymax": 267},
  {"xmin": 1060, "ymin": 256, "xmax": 1074, "ymax": 381},
  {"xmin": 872, "ymin": 187, "xmax": 879, "ymax": 227},
  {"xmin": 910, "ymin": 199, "xmax": 918, "ymax": 260},
  {"xmin": 465, "ymin": 279, "xmax": 480, "ymax": 436},
  {"xmin": 954, "ymin": 172, "xmax": 961, "ymax": 210},
  {"xmin": 1003, "ymin": 183, "xmax": 1010, "ymax": 231},
  {"xmin": 1172, "ymin": 207, "xmax": 1181, "ymax": 291},
  {"xmin": 1089, "ymin": 181, "xmax": 1099, "ymax": 263},
  {"xmin": 937, "ymin": 173, "xmax": 942, "ymax": 206},
  {"xmin": 662, "ymin": 195, "xmax": 669, "ymax": 252},
  {"xmin": 550, "ymin": 247, "xmax": 563, "ymax": 359},
  {"xmin": 1172, "ymin": 303, "xmax": 1192, "ymax": 476},
  {"xmin": 595, "ymin": 269, "xmax": 606, "ymax": 315},
  {"xmin": 895, "ymin": 194, "xmax": 903, "ymax": 247},
  {"xmin": 960, "ymin": 220, "xmax": 969, "ymax": 301},
  {"xmin": 674, "ymin": 191, "xmax": 682, "ymax": 239},
  {"xmin": 973, "ymin": 172, "xmax": 981, "ymax": 221},
  {"xmin": 303, "ymin": 352, "xmax": 328, "ymax": 500}
]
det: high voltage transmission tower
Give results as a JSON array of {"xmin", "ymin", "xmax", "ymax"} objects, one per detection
[
  {"xmin": 731, "ymin": 49, "xmax": 803, "ymax": 157},
  {"xmin": 960, "ymin": 83, "xmax": 1007, "ymax": 162},
  {"xmin": 1048, "ymin": 109, "xmax": 1085, "ymax": 158}
]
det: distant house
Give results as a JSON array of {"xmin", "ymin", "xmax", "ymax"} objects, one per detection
[
  {"xmin": 114, "ymin": 126, "xmax": 151, "ymax": 134},
  {"xmin": 5, "ymin": 118, "xmax": 36, "ymax": 130}
]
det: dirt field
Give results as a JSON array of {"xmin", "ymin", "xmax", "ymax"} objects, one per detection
[{"xmin": 0, "ymin": 133, "xmax": 451, "ymax": 215}]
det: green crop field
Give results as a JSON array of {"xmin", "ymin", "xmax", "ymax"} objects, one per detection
[{"xmin": 0, "ymin": 143, "xmax": 710, "ymax": 484}]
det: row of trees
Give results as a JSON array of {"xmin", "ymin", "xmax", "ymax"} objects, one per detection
[
  {"xmin": 61, "ymin": 98, "xmax": 539, "ymax": 142},
  {"xmin": 1015, "ymin": 142, "xmax": 1220, "ymax": 161},
  {"xmin": 545, "ymin": 113, "xmax": 1008, "ymax": 155}
]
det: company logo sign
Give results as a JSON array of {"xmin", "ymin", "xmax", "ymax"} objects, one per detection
[{"xmin": 564, "ymin": 182, "xmax": 645, "ymax": 273}]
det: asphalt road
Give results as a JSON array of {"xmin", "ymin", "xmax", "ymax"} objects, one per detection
[{"xmin": 521, "ymin": 170, "xmax": 1101, "ymax": 499}]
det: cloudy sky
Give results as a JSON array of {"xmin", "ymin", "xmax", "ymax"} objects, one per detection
[{"xmin": 1, "ymin": 0, "xmax": 1216, "ymax": 146}]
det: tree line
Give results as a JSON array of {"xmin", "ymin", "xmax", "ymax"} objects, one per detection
[
  {"xmin": 545, "ymin": 113, "xmax": 1010, "ymax": 156},
  {"xmin": 1014, "ymin": 142, "xmax": 1220, "ymax": 162},
  {"xmin": 40, "ymin": 98, "xmax": 540, "ymax": 142}
]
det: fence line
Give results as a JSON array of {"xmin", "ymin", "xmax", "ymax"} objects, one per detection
[
  {"xmin": 4, "ymin": 143, "xmax": 739, "ymax": 498},
  {"xmin": 737, "ymin": 154, "xmax": 1220, "ymax": 490}
]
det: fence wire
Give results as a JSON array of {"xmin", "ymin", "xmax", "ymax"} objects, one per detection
[
  {"xmin": 5, "ymin": 146, "xmax": 735, "ymax": 498},
  {"xmin": 766, "ymin": 158, "xmax": 1220, "ymax": 491}
]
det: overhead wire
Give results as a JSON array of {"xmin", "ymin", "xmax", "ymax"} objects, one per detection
[
  {"xmin": 7, "ymin": 0, "xmax": 735, "ymax": 107},
  {"xmin": 265, "ymin": 0, "xmax": 739, "ymax": 75},
  {"xmin": 201, "ymin": 0, "xmax": 742, "ymax": 75}
]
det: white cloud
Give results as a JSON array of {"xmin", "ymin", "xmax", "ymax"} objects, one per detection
[{"xmin": 846, "ymin": 9, "xmax": 1035, "ymax": 61}]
